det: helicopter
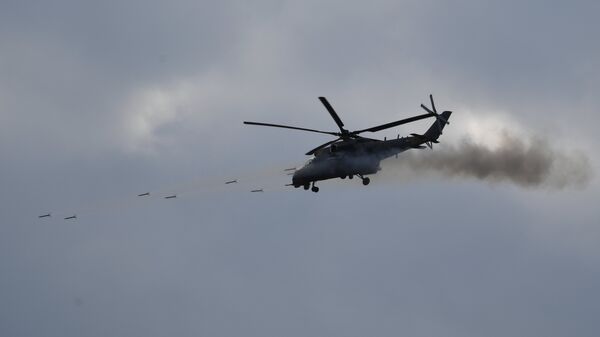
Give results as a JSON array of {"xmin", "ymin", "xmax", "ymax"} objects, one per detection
[{"xmin": 244, "ymin": 95, "xmax": 452, "ymax": 192}]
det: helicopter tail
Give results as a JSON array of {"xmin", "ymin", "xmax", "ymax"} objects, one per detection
[
  {"xmin": 409, "ymin": 111, "xmax": 452, "ymax": 149},
  {"xmin": 423, "ymin": 110, "xmax": 452, "ymax": 141}
]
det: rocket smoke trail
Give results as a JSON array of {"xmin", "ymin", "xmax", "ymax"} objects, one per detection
[{"xmin": 384, "ymin": 129, "xmax": 593, "ymax": 189}]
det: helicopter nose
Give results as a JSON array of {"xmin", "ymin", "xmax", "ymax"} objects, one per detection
[{"xmin": 292, "ymin": 168, "xmax": 309, "ymax": 186}]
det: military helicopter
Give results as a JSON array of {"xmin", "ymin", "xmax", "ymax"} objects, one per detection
[{"xmin": 244, "ymin": 95, "xmax": 452, "ymax": 192}]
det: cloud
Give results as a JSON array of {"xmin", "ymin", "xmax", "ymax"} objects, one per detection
[{"xmin": 1, "ymin": 1, "xmax": 600, "ymax": 337}]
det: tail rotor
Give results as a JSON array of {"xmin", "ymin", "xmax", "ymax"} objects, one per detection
[{"xmin": 421, "ymin": 94, "xmax": 450, "ymax": 134}]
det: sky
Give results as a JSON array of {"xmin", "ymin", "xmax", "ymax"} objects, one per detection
[{"xmin": 1, "ymin": 1, "xmax": 599, "ymax": 336}]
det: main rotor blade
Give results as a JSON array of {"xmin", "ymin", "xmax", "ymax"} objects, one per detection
[
  {"xmin": 305, "ymin": 138, "xmax": 341, "ymax": 155},
  {"xmin": 352, "ymin": 113, "xmax": 433, "ymax": 134},
  {"xmin": 243, "ymin": 121, "xmax": 339, "ymax": 136},
  {"xmin": 349, "ymin": 134, "xmax": 381, "ymax": 141},
  {"xmin": 318, "ymin": 97, "xmax": 345, "ymax": 131}
]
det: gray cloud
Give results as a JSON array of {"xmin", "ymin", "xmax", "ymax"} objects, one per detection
[{"xmin": 1, "ymin": 1, "xmax": 600, "ymax": 337}]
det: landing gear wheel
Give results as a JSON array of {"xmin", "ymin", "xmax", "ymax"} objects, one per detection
[
  {"xmin": 349, "ymin": 175, "xmax": 354, "ymax": 179},
  {"xmin": 311, "ymin": 186, "xmax": 319, "ymax": 193},
  {"xmin": 362, "ymin": 177, "xmax": 370, "ymax": 186},
  {"xmin": 340, "ymin": 175, "xmax": 346, "ymax": 179},
  {"xmin": 303, "ymin": 184, "xmax": 310, "ymax": 190}
]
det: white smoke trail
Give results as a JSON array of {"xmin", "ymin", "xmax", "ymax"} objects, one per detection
[{"xmin": 38, "ymin": 159, "xmax": 302, "ymax": 221}]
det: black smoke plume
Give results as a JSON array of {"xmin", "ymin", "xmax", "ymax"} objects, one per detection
[{"xmin": 385, "ymin": 130, "xmax": 593, "ymax": 189}]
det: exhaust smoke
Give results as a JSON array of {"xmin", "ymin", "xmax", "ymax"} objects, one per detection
[{"xmin": 385, "ymin": 130, "xmax": 593, "ymax": 189}]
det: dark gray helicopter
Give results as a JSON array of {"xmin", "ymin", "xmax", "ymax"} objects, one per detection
[{"xmin": 244, "ymin": 95, "xmax": 452, "ymax": 192}]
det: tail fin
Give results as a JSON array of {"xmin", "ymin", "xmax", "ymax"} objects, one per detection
[{"xmin": 423, "ymin": 111, "xmax": 452, "ymax": 141}]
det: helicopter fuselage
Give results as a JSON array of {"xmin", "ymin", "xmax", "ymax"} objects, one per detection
[{"xmin": 292, "ymin": 136, "xmax": 423, "ymax": 187}]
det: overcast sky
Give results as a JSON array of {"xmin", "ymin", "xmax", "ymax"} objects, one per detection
[{"xmin": 1, "ymin": 1, "xmax": 600, "ymax": 336}]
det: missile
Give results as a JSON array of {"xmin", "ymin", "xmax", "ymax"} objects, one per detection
[
  {"xmin": 250, "ymin": 189, "xmax": 264, "ymax": 193},
  {"xmin": 64, "ymin": 215, "xmax": 77, "ymax": 220},
  {"xmin": 225, "ymin": 180, "xmax": 238, "ymax": 184},
  {"xmin": 164, "ymin": 195, "xmax": 177, "ymax": 199},
  {"xmin": 137, "ymin": 192, "xmax": 150, "ymax": 197},
  {"xmin": 38, "ymin": 213, "xmax": 51, "ymax": 218},
  {"xmin": 284, "ymin": 167, "xmax": 296, "ymax": 172}
]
